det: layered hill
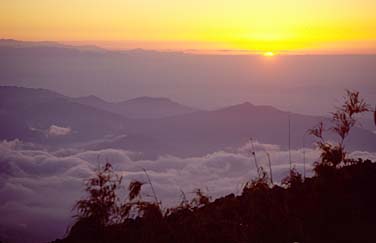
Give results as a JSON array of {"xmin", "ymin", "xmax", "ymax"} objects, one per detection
[
  {"xmin": 72, "ymin": 95, "xmax": 197, "ymax": 118},
  {"xmin": 1, "ymin": 86, "xmax": 375, "ymax": 157}
]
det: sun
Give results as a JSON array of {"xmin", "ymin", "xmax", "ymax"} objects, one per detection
[{"xmin": 263, "ymin": 51, "xmax": 275, "ymax": 57}]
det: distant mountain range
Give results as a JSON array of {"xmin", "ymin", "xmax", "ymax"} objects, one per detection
[
  {"xmin": 0, "ymin": 38, "xmax": 106, "ymax": 52},
  {"xmin": 1, "ymin": 39, "xmax": 375, "ymax": 117},
  {"xmin": 72, "ymin": 95, "xmax": 197, "ymax": 118},
  {"xmin": 1, "ymin": 86, "xmax": 375, "ymax": 158},
  {"xmin": 0, "ymin": 86, "xmax": 129, "ymax": 144}
]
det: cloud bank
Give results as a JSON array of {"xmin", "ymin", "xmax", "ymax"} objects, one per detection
[{"xmin": 0, "ymin": 140, "xmax": 375, "ymax": 243}]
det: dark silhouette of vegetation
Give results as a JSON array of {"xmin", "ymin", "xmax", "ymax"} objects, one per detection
[
  {"xmin": 74, "ymin": 163, "xmax": 122, "ymax": 226},
  {"xmin": 52, "ymin": 90, "xmax": 376, "ymax": 243},
  {"xmin": 309, "ymin": 90, "xmax": 370, "ymax": 174}
]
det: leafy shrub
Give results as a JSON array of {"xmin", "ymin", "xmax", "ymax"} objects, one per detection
[{"xmin": 74, "ymin": 163, "xmax": 121, "ymax": 226}]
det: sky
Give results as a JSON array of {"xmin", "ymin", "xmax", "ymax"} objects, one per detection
[{"xmin": 1, "ymin": 0, "xmax": 376, "ymax": 54}]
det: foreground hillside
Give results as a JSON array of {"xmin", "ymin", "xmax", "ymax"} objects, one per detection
[
  {"xmin": 53, "ymin": 159, "xmax": 376, "ymax": 243},
  {"xmin": 52, "ymin": 90, "xmax": 376, "ymax": 243}
]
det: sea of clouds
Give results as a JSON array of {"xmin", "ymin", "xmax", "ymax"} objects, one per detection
[{"xmin": 1, "ymin": 139, "xmax": 375, "ymax": 243}]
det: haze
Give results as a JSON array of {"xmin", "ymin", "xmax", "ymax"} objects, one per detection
[{"xmin": 0, "ymin": 42, "xmax": 375, "ymax": 115}]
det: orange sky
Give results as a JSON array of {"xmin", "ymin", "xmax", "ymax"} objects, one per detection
[{"xmin": 1, "ymin": 0, "xmax": 376, "ymax": 54}]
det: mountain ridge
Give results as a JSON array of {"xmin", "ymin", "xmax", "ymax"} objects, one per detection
[
  {"xmin": 1, "ymin": 86, "xmax": 375, "ymax": 157},
  {"xmin": 72, "ymin": 94, "xmax": 197, "ymax": 119}
]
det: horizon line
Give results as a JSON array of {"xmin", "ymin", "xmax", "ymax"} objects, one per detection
[{"xmin": 2, "ymin": 38, "xmax": 376, "ymax": 56}]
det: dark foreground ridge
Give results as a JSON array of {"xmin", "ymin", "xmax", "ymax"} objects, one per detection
[
  {"xmin": 53, "ymin": 160, "xmax": 376, "ymax": 243},
  {"xmin": 50, "ymin": 90, "xmax": 375, "ymax": 243}
]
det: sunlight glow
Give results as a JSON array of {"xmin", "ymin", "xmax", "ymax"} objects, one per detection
[
  {"xmin": 263, "ymin": 52, "xmax": 275, "ymax": 57},
  {"xmin": 1, "ymin": 0, "xmax": 376, "ymax": 54}
]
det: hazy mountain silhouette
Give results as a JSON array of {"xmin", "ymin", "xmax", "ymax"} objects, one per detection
[
  {"xmin": 72, "ymin": 95, "xmax": 197, "ymax": 118},
  {"xmin": 1, "ymin": 40, "xmax": 375, "ymax": 116},
  {"xmin": 0, "ymin": 38, "xmax": 106, "ymax": 52},
  {"xmin": 135, "ymin": 102, "xmax": 376, "ymax": 156},
  {"xmin": 0, "ymin": 86, "xmax": 131, "ymax": 145},
  {"xmin": 1, "ymin": 86, "xmax": 375, "ymax": 157}
]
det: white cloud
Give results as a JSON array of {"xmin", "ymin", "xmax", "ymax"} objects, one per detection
[
  {"xmin": 0, "ymin": 139, "xmax": 373, "ymax": 243},
  {"xmin": 47, "ymin": 125, "xmax": 71, "ymax": 137}
]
